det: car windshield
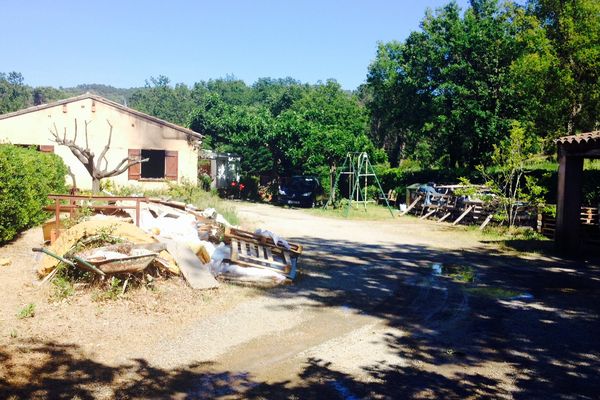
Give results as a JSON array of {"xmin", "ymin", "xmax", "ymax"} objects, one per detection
[{"xmin": 286, "ymin": 177, "xmax": 317, "ymax": 190}]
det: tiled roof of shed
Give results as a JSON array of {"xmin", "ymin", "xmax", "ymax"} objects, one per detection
[{"xmin": 556, "ymin": 131, "xmax": 600, "ymax": 144}]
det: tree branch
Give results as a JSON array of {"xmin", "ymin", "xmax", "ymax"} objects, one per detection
[
  {"xmin": 73, "ymin": 118, "xmax": 78, "ymax": 143},
  {"xmin": 66, "ymin": 166, "xmax": 77, "ymax": 189},
  {"xmin": 85, "ymin": 120, "xmax": 90, "ymax": 149},
  {"xmin": 100, "ymin": 157, "xmax": 148, "ymax": 178},
  {"xmin": 96, "ymin": 120, "xmax": 113, "ymax": 171}
]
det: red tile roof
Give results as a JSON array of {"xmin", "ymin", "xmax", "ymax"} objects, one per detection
[{"xmin": 556, "ymin": 131, "xmax": 600, "ymax": 144}]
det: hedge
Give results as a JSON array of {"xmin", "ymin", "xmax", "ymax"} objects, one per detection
[{"xmin": 0, "ymin": 144, "xmax": 67, "ymax": 243}]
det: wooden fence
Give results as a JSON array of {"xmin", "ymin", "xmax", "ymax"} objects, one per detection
[{"xmin": 538, "ymin": 206, "xmax": 599, "ymax": 243}]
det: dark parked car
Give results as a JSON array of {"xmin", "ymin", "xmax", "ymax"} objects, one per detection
[{"xmin": 278, "ymin": 176, "xmax": 325, "ymax": 207}]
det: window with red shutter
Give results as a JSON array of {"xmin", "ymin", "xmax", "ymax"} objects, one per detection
[{"xmin": 164, "ymin": 150, "xmax": 178, "ymax": 181}]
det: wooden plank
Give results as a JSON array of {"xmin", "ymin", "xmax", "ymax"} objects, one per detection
[
  {"xmin": 230, "ymin": 238, "xmax": 239, "ymax": 262},
  {"xmin": 228, "ymin": 258, "xmax": 291, "ymax": 275},
  {"xmin": 400, "ymin": 195, "xmax": 422, "ymax": 216},
  {"xmin": 437, "ymin": 212, "xmax": 452, "ymax": 223},
  {"xmin": 420, "ymin": 208, "xmax": 437, "ymax": 220},
  {"xmin": 165, "ymin": 241, "xmax": 219, "ymax": 290},
  {"xmin": 282, "ymin": 251, "xmax": 292, "ymax": 267},
  {"xmin": 479, "ymin": 214, "xmax": 494, "ymax": 230},
  {"xmin": 237, "ymin": 252, "xmax": 289, "ymax": 270},
  {"xmin": 265, "ymin": 247, "xmax": 274, "ymax": 262},
  {"xmin": 452, "ymin": 206, "xmax": 473, "ymax": 225},
  {"xmin": 224, "ymin": 227, "xmax": 302, "ymax": 255}
]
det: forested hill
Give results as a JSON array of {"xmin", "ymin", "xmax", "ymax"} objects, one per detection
[
  {"xmin": 61, "ymin": 84, "xmax": 139, "ymax": 104},
  {"xmin": 0, "ymin": 75, "xmax": 140, "ymax": 110}
]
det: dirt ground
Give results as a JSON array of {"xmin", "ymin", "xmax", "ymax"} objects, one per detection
[{"xmin": 1, "ymin": 202, "xmax": 599, "ymax": 399}]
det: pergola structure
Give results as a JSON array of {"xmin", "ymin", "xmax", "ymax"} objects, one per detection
[{"xmin": 555, "ymin": 131, "xmax": 600, "ymax": 253}]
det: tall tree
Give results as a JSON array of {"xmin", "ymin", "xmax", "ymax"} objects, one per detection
[
  {"xmin": 129, "ymin": 76, "xmax": 193, "ymax": 126},
  {"xmin": 365, "ymin": 0, "xmax": 565, "ymax": 168},
  {"xmin": 530, "ymin": 0, "xmax": 600, "ymax": 135},
  {"xmin": 0, "ymin": 72, "xmax": 30, "ymax": 114}
]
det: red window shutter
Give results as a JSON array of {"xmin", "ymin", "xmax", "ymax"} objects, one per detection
[
  {"xmin": 128, "ymin": 149, "xmax": 141, "ymax": 180},
  {"xmin": 165, "ymin": 150, "xmax": 178, "ymax": 181},
  {"xmin": 39, "ymin": 145, "xmax": 55, "ymax": 153}
]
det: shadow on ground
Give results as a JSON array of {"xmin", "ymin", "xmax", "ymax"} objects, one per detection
[
  {"xmin": 256, "ymin": 236, "xmax": 600, "ymax": 399},
  {"xmin": 2, "ymin": 236, "xmax": 599, "ymax": 399}
]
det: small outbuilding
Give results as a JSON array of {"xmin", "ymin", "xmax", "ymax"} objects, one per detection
[
  {"xmin": 0, "ymin": 94, "xmax": 202, "ymax": 190},
  {"xmin": 555, "ymin": 131, "xmax": 600, "ymax": 253},
  {"xmin": 199, "ymin": 150, "xmax": 241, "ymax": 189}
]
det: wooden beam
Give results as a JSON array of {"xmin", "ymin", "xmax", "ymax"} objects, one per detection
[
  {"xmin": 400, "ymin": 196, "xmax": 421, "ymax": 216},
  {"xmin": 555, "ymin": 152, "xmax": 584, "ymax": 253},
  {"xmin": 420, "ymin": 208, "xmax": 437, "ymax": 220},
  {"xmin": 437, "ymin": 212, "xmax": 452, "ymax": 223},
  {"xmin": 479, "ymin": 214, "xmax": 493, "ymax": 230},
  {"xmin": 452, "ymin": 206, "xmax": 473, "ymax": 225}
]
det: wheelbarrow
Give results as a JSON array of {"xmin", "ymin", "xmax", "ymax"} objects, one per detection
[{"xmin": 33, "ymin": 247, "xmax": 106, "ymax": 276}]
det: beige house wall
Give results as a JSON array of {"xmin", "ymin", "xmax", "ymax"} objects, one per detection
[{"xmin": 0, "ymin": 97, "xmax": 199, "ymax": 190}]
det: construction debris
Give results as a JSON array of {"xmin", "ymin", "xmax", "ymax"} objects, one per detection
[
  {"xmin": 35, "ymin": 196, "xmax": 302, "ymax": 291},
  {"xmin": 165, "ymin": 240, "xmax": 219, "ymax": 290},
  {"xmin": 37, "ymin": 218, "xmax": 156, "ymax": 277}
]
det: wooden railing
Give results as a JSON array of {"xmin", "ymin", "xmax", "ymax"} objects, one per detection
[{"xmin": 44, "ymin": 194, "xmax": 147, "ymax": 241}]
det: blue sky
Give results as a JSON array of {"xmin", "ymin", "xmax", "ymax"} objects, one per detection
[{"xmin": 1, "ymin": 0, "xmax": 470, "ymax": 90}]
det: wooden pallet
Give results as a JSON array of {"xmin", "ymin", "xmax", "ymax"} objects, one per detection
[
  {"xmin": 224, "ymin": 227, "xmax": 303, "ymax": 255},
  {"xmin": 228, "ymin": 238, "xmax": 292, "ymax": 276},
  {"xmin": 581, "ymin": 207, "xmax": 599, "ymax": 225}
]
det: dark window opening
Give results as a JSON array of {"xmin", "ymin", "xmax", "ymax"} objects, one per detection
[{"xmin": 141, "ymin": 149, "xmax": 165, "ymax": 179}]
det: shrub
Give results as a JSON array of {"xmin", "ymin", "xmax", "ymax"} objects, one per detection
[{"xmin": 0, "ymin": 144, "xmax": 68, "ymax": 243}]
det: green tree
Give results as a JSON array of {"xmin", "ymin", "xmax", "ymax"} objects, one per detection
[
  {"xmin": 478, "ymin": 121, "xmax": 541, "ymax": 227},
  {"xmin": 32, "ymin": 86, "xmax": 69, "ymax": 105},
  {"xmin": 0, "ymin": 72, "xmax": 30, "ymax": 114},
  {"xmin": 365, "ymin": 0, "xmax": 600, "ymax": 168},
  {"xmin": 530, "ymin": 0, "xmax": 600, "ymax": 136},
  {"xmin": 129, "ymin": 76, "xmax": 193, "ymax": 126}
]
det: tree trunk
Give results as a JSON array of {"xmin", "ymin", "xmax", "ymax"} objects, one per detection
[
  {"xmin": 92, "ymin": 178, "xmax": 101, "ymax": 194},
  {"xmin": 567, "ymin": 103, "xmax": 582, "ymax": 135},
  {"xmin": 330, "ymin": 162, "xmax": 337, "ymax": 204}
]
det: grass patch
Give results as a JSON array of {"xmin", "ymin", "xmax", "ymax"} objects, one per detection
[
  {"xmin": 51, "ymin": 274, "xmax": 75, "ymax": 302},
  {"xmin": 458, "ymin": 224, "xmax": 550, "ymax": 244},
  {"xmin": 93, "ymin": 276, "xmax": 124, "ymax": 302},
  {"xmin": 439, "ymin": 264, "xmax": 476, "ymax": 283},
  {"xmin": 305, "ymin": 202, "xmax": 397, "ymax": 220},
  {"xmin": 17, "ymin": 303, "xmax": 36, "ymax": 319},
  {"xmin": 465, "ymin": 286, "xmax": 521, "ymax": 299}
]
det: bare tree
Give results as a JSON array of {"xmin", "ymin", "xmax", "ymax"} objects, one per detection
[{"xmin": 50, "ymin": 119, "xmax": 147, "ymax": 193}]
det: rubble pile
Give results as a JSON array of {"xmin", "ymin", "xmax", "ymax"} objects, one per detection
[{"xmin": 36, "ymin": 198, "xmax": 302, "ymax": 290}]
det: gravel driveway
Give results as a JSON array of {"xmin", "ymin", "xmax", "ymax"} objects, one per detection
[{"xmin": 1, "ymin": 202, "xmax": 599, "ymax": 399}]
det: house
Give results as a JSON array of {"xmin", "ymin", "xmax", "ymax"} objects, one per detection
[
  {"xmin": 555, "ymin": 131, "xmax": 600, "ymax": 253},
  {"xmin": 0, "ymin": 94, "xmax": 202, "ymax": 190}
]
